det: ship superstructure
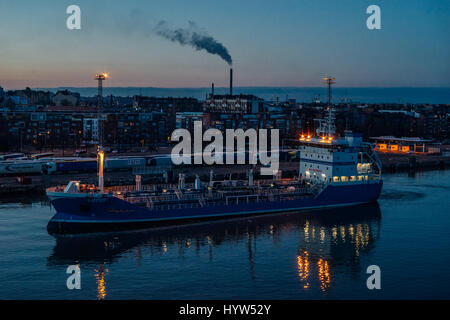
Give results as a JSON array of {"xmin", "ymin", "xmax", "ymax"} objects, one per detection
[{"xmin": 298, "ymin": 125, "xmax": 381, "ymax": 186}]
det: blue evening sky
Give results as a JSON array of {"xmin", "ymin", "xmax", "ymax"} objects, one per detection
[{"xmin": 0, "ymin": 0, "xmax": 448, "ymax": 88}]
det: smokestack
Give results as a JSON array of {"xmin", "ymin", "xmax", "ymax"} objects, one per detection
[
  {"xmin": 211, "ymin": 82, "xmax": 214, "ymax": 98},
  {"xmin": 229, "ymin": 68, "xmax": 233, "ymax": 96}
]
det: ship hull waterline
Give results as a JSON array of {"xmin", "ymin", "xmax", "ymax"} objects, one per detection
[{"xmin": 47, "ymin": 181, "xmax": 383, "ymax": 234}]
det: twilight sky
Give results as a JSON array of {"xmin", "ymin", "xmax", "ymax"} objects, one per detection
[{"xmin": 0, "ymin": 0, "xmax": 449, "ymax": 89}]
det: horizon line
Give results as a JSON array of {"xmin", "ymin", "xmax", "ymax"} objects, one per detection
[{"xmin": 18, "ymin": 85, "xmax": 450, "ymax": 90}]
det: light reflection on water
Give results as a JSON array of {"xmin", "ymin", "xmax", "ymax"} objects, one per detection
[
  {"xmin": 46, "ymin": 202, "xmax": 381, "ymax": 299},
  {"xmin": 94, "ymin": 264, "xmax": 108, "ymax": 300},
  {"xmin": 1, "ymin": 170, "xmax": 450, "ymax": 299},
  {"xmin": 296, "ymin": 211, "xmax": 375, "ymax": 293}
]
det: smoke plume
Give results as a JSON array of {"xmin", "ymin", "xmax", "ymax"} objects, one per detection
[{"xmin": 155, "ymin": 21, "xmax": 232, "ymax": 66}]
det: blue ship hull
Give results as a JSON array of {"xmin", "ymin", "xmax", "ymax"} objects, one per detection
[{"xmin": 47, "ymin": 181, "xmax": 383, "ymax": 234}]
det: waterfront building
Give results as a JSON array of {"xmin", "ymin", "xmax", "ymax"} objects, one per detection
[{"xmin": 370, "ymin": 136, "xmax": 435, "ymax": 154}]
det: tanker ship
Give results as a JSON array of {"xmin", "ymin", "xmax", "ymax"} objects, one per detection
[{"xmin": 46, "ymin": 106, "xmax": 383, "ymax": 234}]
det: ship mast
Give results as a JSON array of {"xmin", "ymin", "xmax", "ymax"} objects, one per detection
[{"xmin": 323, "ymin": 77, "xmax": 336, "ymax": 138}]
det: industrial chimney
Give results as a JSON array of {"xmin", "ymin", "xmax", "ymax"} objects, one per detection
[
  {"xmin": 211, "ymin": 82, "xmax": 214, "ymax": 98},
  {"xmin": 229, "ymin": 68, "xmax": 233, "ymax": 96}
]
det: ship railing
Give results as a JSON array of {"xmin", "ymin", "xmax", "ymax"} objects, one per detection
[
  {"xmin": 254, "ymin": 179, "xmax": 284, "ymax": 186},
  {"xmin": 149, "ymin": 195, "xmax": 176, "ymax": 202},
  {"xmin": 119, "ymin": 184, "xmax": 316, "ymax": 208},
  {"xmin": 114, "ymin": 183, "xmax": 183, "ymax": 193},
  {"xmin": 124, "ymin": 193, "xmax": 225, "ymax": 204},
  {"xmin": 108, "ymin": 184, "xmax": 156, "ymax": 193},
  {"xmin": 256, "ymin": 187, "xmax": 311, "ymax": 197},
  {"xmin": 224, "ymin": 189, "xmax": 312, "ymax": 205},
  {"xmin": 124, "ymin": 190, "xmax": 314, "ymax": 210},
  {"xmin": 217, "ymin": 189, "xmax": 254, "ymax": 196},
  {"xmin": 183, "ymin": 194, "xmax": 226, "ymax": 202},
  {"xmin": 119, "ymin": 184, "xmax": 312, "ymax": 201},
  {"xmin": 152, "ymin": 202, "xmax": 205, "ymax": 210},
  {"xmin": 254, "ymin": 180, "xmax": 309, "ymax": 190},
  {"xmin": 225, "ymin": 194, "xmax": 260, "ymax": 205},
  {"xmin": 48, "ymin": 184, "xmax": 99, "ymax": 194},
  {"xmin": 153, "ymin": 193, "xmax": 220, "ymax": 202},
  {"xmin": 224, "ymin": 187, "xmax": 310, "ymax": 196}
]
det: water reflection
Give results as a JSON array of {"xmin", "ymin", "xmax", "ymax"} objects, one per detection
[
  {"xmin": 294, "ymin": 204, "xmax": 381, "ymax": 292},
  {"xmin": 317, "ymin": 259, "xmax": 331, "ymax": 291},
  {"xmin": 47, "ymin": 202, "xmax": 381, "ymax": 295},
  {"xmin": 297, "ymin": 251, "xmax": 310, "ymax": 289},
  {"xmin": 94, "ymin": 264, "xmax": 108, "ymax": 300}
]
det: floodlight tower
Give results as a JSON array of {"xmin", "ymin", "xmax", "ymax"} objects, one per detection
[
  {"xmin": 323, "ymin": 77, "xmax": 336, "ymax": 137},
  {"xmin": 94, "ymin": 72, "xmax": 108, "ymax": 193},
  {"xmin": 95, "ymin": 73, "xmax": 108, "ymax": 108}
]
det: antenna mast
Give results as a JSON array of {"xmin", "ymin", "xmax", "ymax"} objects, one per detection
[{"xmin": 323, "ymin": 77, "xmax": 336, "ymax": 137}]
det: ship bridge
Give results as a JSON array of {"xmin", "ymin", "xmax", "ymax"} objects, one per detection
[{"xmin": 298, "ymin": 132, "xmax": 381, "ymax": 185}]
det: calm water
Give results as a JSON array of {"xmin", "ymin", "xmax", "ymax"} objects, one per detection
[{"xmin": 0, "ymin": 170, "xmax": 449, "ymax": 300}]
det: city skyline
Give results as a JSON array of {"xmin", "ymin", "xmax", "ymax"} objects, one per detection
[{"xmin": 0, "ymin": 0, "xmax": 449, "ymax": 89}]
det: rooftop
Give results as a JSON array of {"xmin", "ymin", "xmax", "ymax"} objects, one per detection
[{"xmin": 369, "ymin": 136, "xmax": 433, "ymax": 143}]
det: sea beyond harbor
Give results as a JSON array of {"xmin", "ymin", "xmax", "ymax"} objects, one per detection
[{"xmin": 38, "ymin": 86, "xmax": 450, "ymax": 104}]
